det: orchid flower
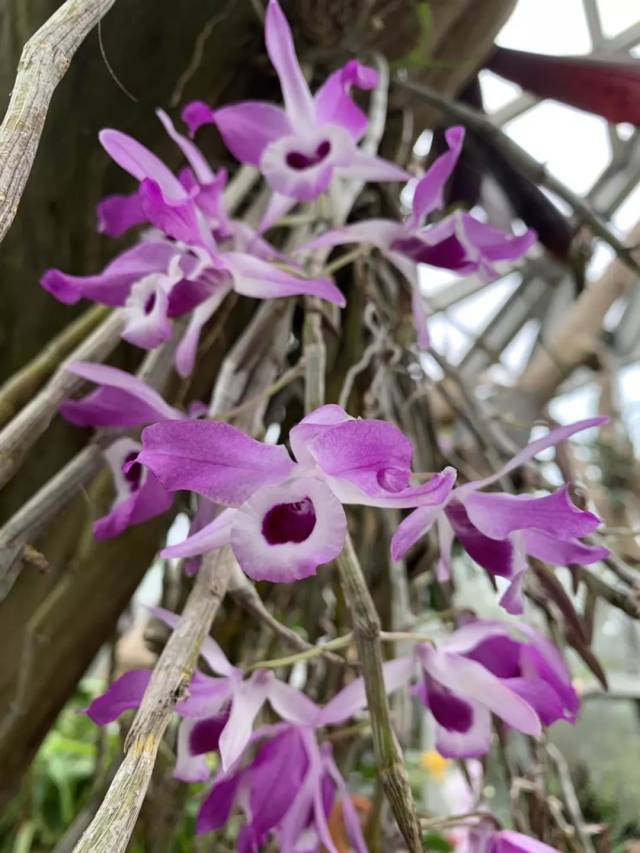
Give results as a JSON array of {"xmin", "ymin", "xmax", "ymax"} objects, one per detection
[
  {"xmin": 182, "ymin": 0, "xmax": 408, "ymax": 231},
  {"xmin": 60, "ymin": 362, "xmax": 184, "ymax": 539},
  {"xmin": 196, "ymin": 723, "xmax": 368, "ymax": 852},
  {"xmin": 134, "ymin": 403, "xmax": 457, "ymax": 583},
  {"xmin": 41, "ymin": 110, "xmax": 344, "ymax": 378},
  {"xmin": 391, "ymin": 417, "xmax": 609, "ymax": 613},
  {"xmin": 462, "ymin": 823, "xmax": 560, "ymax": 853},
  {"xmin": 304, "ymin": 126, "xmax": 536, "ymax": 346},
  {"xmin": 85, "ymin": 605, "xmax": 410, "ymax": 777},
  {"xmin": 395, "ymin": 619, "xmax": 578, "ymax": 759}
]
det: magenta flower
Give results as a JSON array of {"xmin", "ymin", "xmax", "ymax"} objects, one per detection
[
  {"xmin": 135, "ymin": 403, "xmax": 457, "ymax": 582},
  {"xmin": 465, "ymin": 822, "xmax": 560, "ymax": 852},
  {"xmin": 397, "ymin": 619, "xmax": 578, "ymax": 759},
  {"xmin": 182, "ymin": 0, "xmax": 408, "ymax": 230},
  {"xmin": 304, "ymin": 126, "xmax": 536, "ymax": 346},
  {"xmin": 60, "ymin": 362, "xmax": 185, "ymax": 539},
  {"xmin": 41, "ymin": 110, "xmax": 344, "ymax": 377},
  {"xmin": 391, "ymin": 417, "xmax": 609, "ymax": 613},
  {"xmin": 196, "ymin": 723, "xmax": 367, "ymax": 852}
]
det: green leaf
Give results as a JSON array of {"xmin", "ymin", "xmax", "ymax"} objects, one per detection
[{"xmin": 423, "ymin": 832, "xmax": 455, "ymax": 852}]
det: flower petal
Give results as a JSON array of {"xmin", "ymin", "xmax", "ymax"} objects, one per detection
[
  {"xmin": 138, "ymin": 420, "xmax": 295, "ymax": 505},
  {"xmin": 267, "ymin": 679, "xmax": 322, "ymax": 726},
  {"xmin": 410, "ymin": 125, "xmax": 465, "ymax": 225},
  {"xmin": 174, "ymin": 287, "xmax": 230, "ymax": 378},
  {"xmin": 230, "ymin": 476, "xmax": 347, "ymax": 582},
  {"xmin": 214, "ymin": 102, "xmax": 292, "ymax": 165},
  {"xmin": 302, "ymin": 219, "xmax": 405, "ymax": 254},
  {"xmin": 219, "ymin": 673, "xmax": 274, "ymax": 771},
  {"xmin": 265, "ymin": 0, "xmax": 315, "ymax": 131},
  {"xmin": 446, "ymin": 501, "xmax": 518, "ymax": 578},
  {"xmin": 434, "ymin": 701, "xmax": 493, "ymax": 759},
  {"xmin": 174, "ymin": 718, "xmax": 213, "ymax": 782},
  {"xmin": 84, "ymin": 669, "xmax": 151, "ymax": 724},
  {"xmin": 314, "ymin": 59, "xmax": 378, "ymax": 140},
  {"xmin": 337, "ymin": 148, "xmax": 410, "ymax": 183},
  {"xmin": 523, "ymin": 530, "xmax": 608, "ymax": 566},
  {"xmin": 97, "ymin": 191, "xmax": 146, "ymax": 237},
  {"xmin": 224, "ymin": 251, "xmax": 345, "ymax": 306},
  {"xmin": 61, "ymin": 362, "xmax": 181, "ymax": 427},
  {"xmin": 162, "ymin": 508, "xmax": 236, "ymax": 559},
  {"xmin": 149, "ymin": 606, "xmax": 239, "ymax": 677},
  {"xmin": 182, "ymin": 100, "xmax": 217, "ymax": 136},
  {"xmin": 196, "ymin": 771, "xmax": 244, "ymax": 834},
  {"xmin": 156, "ymin": 108, "xmax": 216, "ymax": 185},
  {"xmin": 493, "ymin": 829, "xmax": 560, "ymax": 852},
  {"xmin": 121, "ymin": 273, "xmax": 173, "ymax": 350},
  {"xmin": 99, "ymin": 128, "xmax": 187, "ymax": 202}
]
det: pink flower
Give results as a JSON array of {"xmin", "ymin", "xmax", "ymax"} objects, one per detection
[
  {"xmin": 182, "ymin": 0, "xmax": 408, "ymax": 230},
  {"xmin": 136, "ymin": 404, "xmax": 457, "ymax": 583}
]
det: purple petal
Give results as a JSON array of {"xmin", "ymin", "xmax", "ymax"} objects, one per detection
[
  {"xmin": 99, "ymin": 128, "xmax": 187, "ymax": 202},
  {"xmin": 266, "ymin": 679, "xmax": 322, "ymax": 726},
  {"xmin": 182, "ymin": 100, "xmax": 217, "ymax": 136},
  {"xmin": 61, "ymin": 362, "xmax": 181, "ymax": 427},
  {"xmin": 258, "ymin": 192, "xmax": 297, "ymax": 233},
  {"xmin": 40, "ymin": 240, "xmax": 176, "ymax": 306},
  {"xmin": 97, "ymin": 191, "xmax": 146, "ymax": 237},
  {"xmin": 418, "ymin": 646, "xmax": 541, "ymax": 736},
  {"xmin": 459, "ymin": 212, "xmax": 537, "ymax": 263},
  {"xmin": 162, "ymin": 508, "xmax": 236, "ymax": 559},
  {"xmin": 230, "ymin": 476, "xmax": 347, "ymax": 582},
  {"xmin": 214, "ymin": 102, "xmax": 292, "ymax": 165},
  {"xmin": 138, "ymin": 179, "xmax": 207, "ymax": 248},
  {"xmin": 265, "ymin": 0, "xmax": 315, "ymax": 131},
  {"xmin": 138, "ymin": 420, "xmax": 295, "ymax": 505},
  {"xmin": 390, "ymin": 504, "xmax": 443, "ymax": 561},
  {"xmin": 156, "ymin": 108, "xmax": 216, "ymax": 185},
  {"xmin": 259, "ymin": 132, "xmax": 337, "ymax": 201},
  {"xmin": 446, "ymin": 501, "xmax": 517, "ymax": 578},
  {"xmin": 121, "ymin": 273, "xmax": 173, "ymax": 350},
  {"xmin": 314, "ymin": 59, "xmax": 378, "ymax": 140},
  {"xmin": 410, "ymin": 125, "xmax": 465, "ymax": 225},
  {"xmin": 224, "ymin": 251, "xmax": 345, "ymax": 306},
  {"xmin": 455, "ymin": 417, "xmax": 608, "ymax": 498},
  {"xmin": 219, "ymin": 673, "xmax": 274, "ymax": 771},
  {"xmin": 174, "ymin": 718, "xmax": 213, "ymax": 782},
  {"xmin": 523, "ymin": 530, "xmax": 608, "ymax": 566},
  {"xmin": 176, "ymin": 672, "xmax": 235, "ymax": 719},
  {"xmin": 84, "ymin": 669, "xmax": 151, "ymax": 724},
  {"xmin": 499, "ymin": 569, "xmax": 528, "ymax": 615},
  {"xmin": 337, "ymin": 148, "xmax": 410, "ymax": 183},
  {"xmin": 303, "ymin": 219, "xmax": 405, "ymax": 254},
  {"xmin": 434, "ymin": 701, "xmax": 492, "ymax": 759},
  {"xmin": 492, "ymin": 829, "xmax": 560, "ymax": 852},
  {"xmin": 196, "ymin": 771, "xmax": 244, "ymax": 834},
  {"xmin": 175, "ymin": 287, "xmax": 230, "ymax": 378},
  {"xmin": 463, "ymin": 485, "xmax": 602, "ymax": 540},
  {"xmin": 320, "ymin": 656, "xmax": 415, "ymax": 726},
  {"xmin": 289, "ymin": 404, "xmax": 352, "ymax": 464}
]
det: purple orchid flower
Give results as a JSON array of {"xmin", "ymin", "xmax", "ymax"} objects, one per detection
[
  {"xmin": 395, "ymin": 619, "xmax": 579, "ymax": 759},
  {"xmin": 391, "ymin": 417, "xmax": 609, "ymax": 613},
  {"xmin": 304, "ymin": 125, "xmax": 537, "ymax": 347},
  {"xmin": 182, "ymin": 0, "xmax": 408, "ymax": 231},
  {"xmin": 464, "ymin": 822, "xmax": 560, "ymax": 853},
  {"xmin": 41, "ymin": 111, "xmax": 344, "ymax": 378},
  {"xmin": 134, "ymin": 403, "xmax": 457, "ymax": 583},
  {"xmin": 60, "ymin": 362, "xmax": 185, "ymax": 539},
  {"xmin": 196, "ymin": 723, "xmax": 367, "ymax": 852}
]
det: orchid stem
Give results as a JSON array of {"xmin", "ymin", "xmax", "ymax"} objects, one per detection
[
  {"xmin": 322, "ymin": 246, "xmax": 369, "ymax": 277},
  {"xmin": 246, "ymin": 632, "xmax": 354, "ymax": 672},
  {"xmin": 336, "ymin": 534, "xmax": 423, "ymax": 852}
]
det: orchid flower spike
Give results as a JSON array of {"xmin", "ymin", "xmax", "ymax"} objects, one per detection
[
  {"xmin": 134, "ymin": 403, "xmax": 456, "ymax": 582},
  {"xmin": 385, "ymin": 618, "xmax": 578, "ymax": 759},
  {"xmin": 41, "ymin": 110, "xmax": 344, "ymax": 378},
  {"xmin": 392, "ymin": 417, "xmax": 609, "ymax": 613},
  {"xmin": 182, "ymin": 0, "xmax": 408, "ymax": 231},
  {"xmin": 303, "ymin": 125, "xmax": 536, "ymax": 347}
]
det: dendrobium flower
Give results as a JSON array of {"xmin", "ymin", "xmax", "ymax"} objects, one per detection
[
  {"xmin": 400, "ymin": 619, "xmax": 579, "ymax": 759},
  {"xmin": 60, "ymin": 362, "xmax": 184, "ymax": 539},
  {"xmin": 135, "ymin": 403, "xmax": 457, "ymax": 582},
  {"xmin": 304, "ymin": 126, "xmax": 536, "ymax": 346},
  {"xmin": 197, "ymin": 723, "xmax": 368, "ymax": 852},
  {"xmin": 41, "ymin": 110, "xmax": 344, "ymax": 377},
  {"xmin": 464, "ymin": 822, "xmax": 559, "ymax": 853},
  {"xmin": 391, "ymin": 417, "xmax": 609, "ymax": 613},
  {"xmin": 182, "ymin": 0, "xmax": 408, "ymax": 230}
]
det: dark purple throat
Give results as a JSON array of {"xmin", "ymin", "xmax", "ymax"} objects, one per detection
[
  {"xmin": 262, "ymin": 498, "xmax": 316, "ymax": 544},
  {"xmin": 123, "ymin": 451, "xmax": 143, "ymax": 491},
  {"xmin": 286, "ymin": 140, "xmax": 331, "ymax": 171}
]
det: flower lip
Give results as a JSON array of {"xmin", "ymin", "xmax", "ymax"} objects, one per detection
[
  {"xmin": 123, "ymin": 451, "xmax": 143, "ymax": 491},
  {"xmin": 262, "ymin": 497, "xmax": 317, "ymax": 544},
  {"xmin": 285, "ymin": 139, "xmax": 331, "ymax": 170}
]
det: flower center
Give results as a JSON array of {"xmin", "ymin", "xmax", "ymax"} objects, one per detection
[
  {"xmin": 123, "ymin": 451, "xmax": 143, "ymax": 491},
  {"xmin": 262, "ymin": 498, "xmax": 316, "ymax": 544},
  {"xmin": 144, "ymin": 291, "xmax": 157, "ymax": 315},
  {"xmin": 286, "ymin": 140, "xmax": 331, "ymax": 171},
  {"xmin": 391, "ymin": 234, "xmax": 468, "ymax": 270}
]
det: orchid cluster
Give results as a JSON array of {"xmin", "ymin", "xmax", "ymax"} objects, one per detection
[{"xmin": 43, "ymin": 0, "xmax": 610, "ymax": 849}]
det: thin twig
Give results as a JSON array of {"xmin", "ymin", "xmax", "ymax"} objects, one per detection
[
  {"xmin": 0, "ymin": 0, "xmax": 117, "ymax": 243},
  {"xmin": 336, "ymin": 535, "xmax": 423, "ymax": 851},
  {"xmin": 72, "ymin": 548, "xmax": 234, "ymax": 853},
  {"xmin": 395, "ymin": 77, "xmax": 640, "ymax": 277}
]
